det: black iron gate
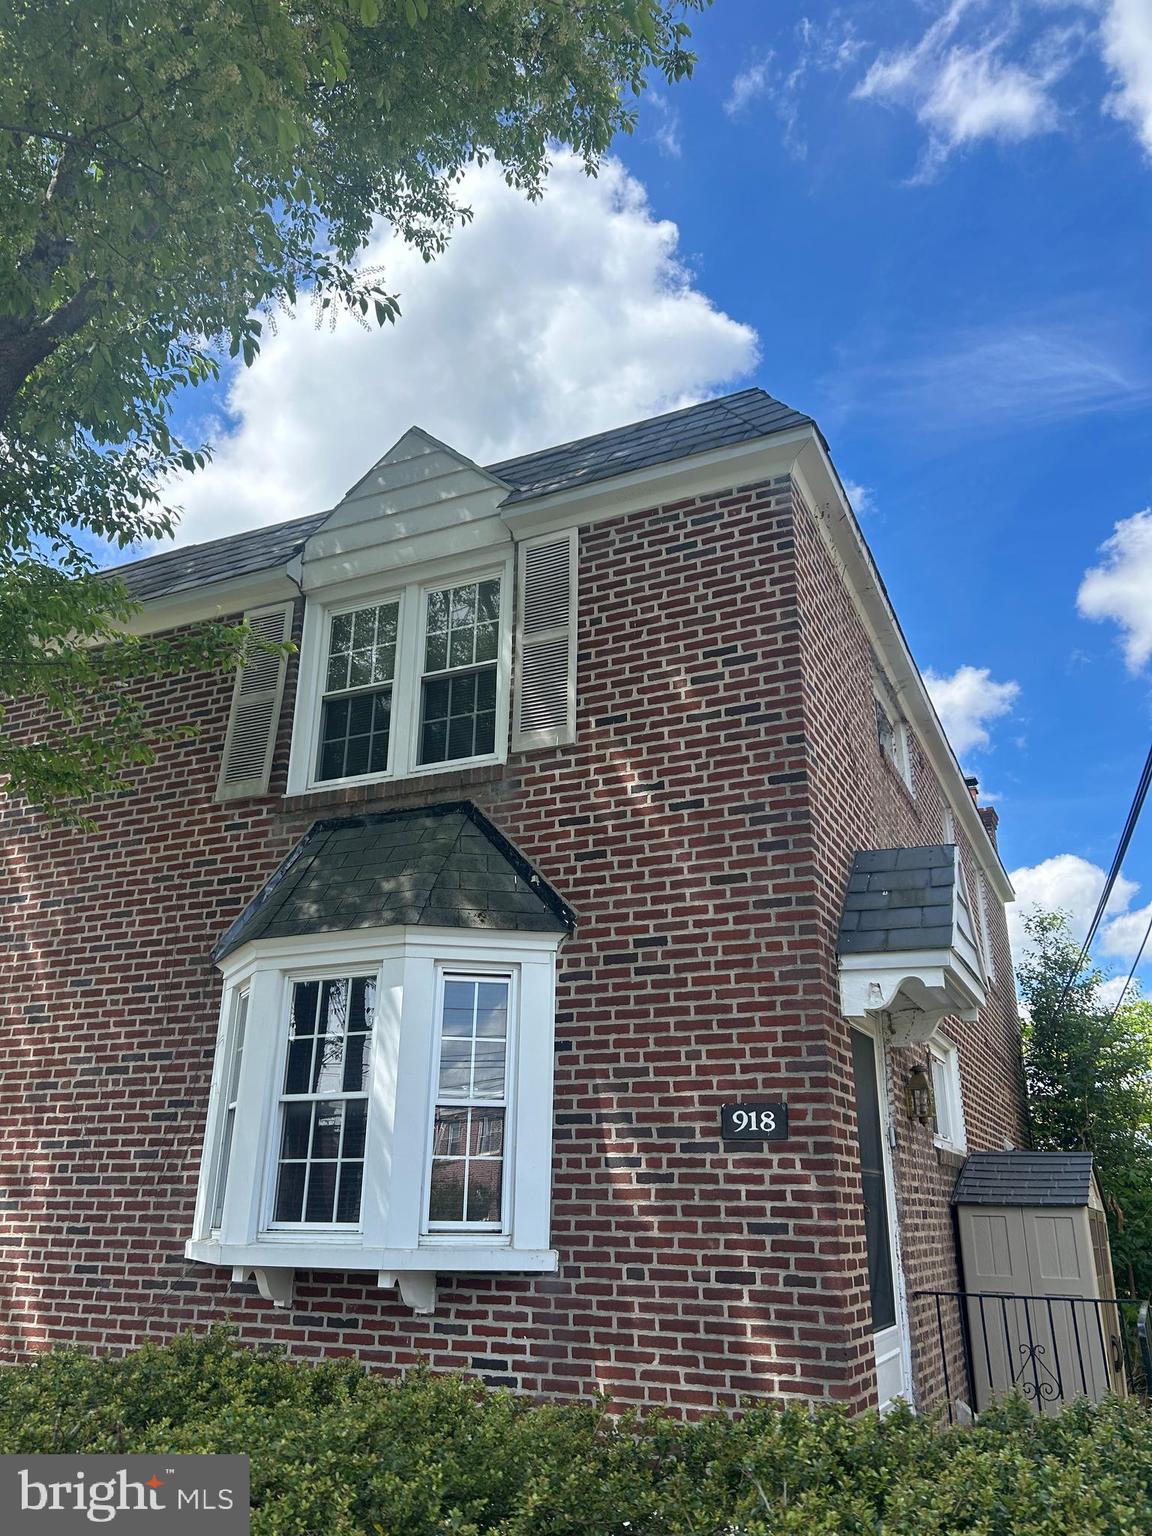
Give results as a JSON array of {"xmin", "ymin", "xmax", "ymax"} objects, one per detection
[{"xmin": 914, "ymin": 1290, "xmax": 1151, "ymax": 1421}]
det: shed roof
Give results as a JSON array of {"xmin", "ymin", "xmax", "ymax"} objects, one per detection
[
  {"xmin": 952, "ymin": 1152, "xmax": 1097, "ymax": 1207},
  {"xmin": 108, "ymin": 389, "xmax": 814, "ymax": 602},
  {"xmin": 836, "ymin": 845, "xmax": 957, "ymax": 955},
  {"xmin": 213, "ymin": 802, "xmax": 574, "ymax": 962}
]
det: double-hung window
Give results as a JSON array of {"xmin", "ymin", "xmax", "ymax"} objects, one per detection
[
  {"xmin": 292, "ymin": 562, "xmax": 513, "ymax": 793},
  {"xmin": 419, "ymin": 580, "xmax": 501, "ymax": 767},
  {"xmin": 929, "ymin": 1036, "xmax": 967, "ymax": 1153},
  {"xmin": 272, "ymin": 976, "xmax": 375, "ymax": 1226},
  {"xmin": 318, "ymin": 604, "xmax": 398, "ymax": 781},
  {"xmin": 285, "ymin": 531, "xmax": 579, "ymax": 796},
  {"xmin": 427, "ymin": 974, "xmax": 510, "ymax": 1229}
]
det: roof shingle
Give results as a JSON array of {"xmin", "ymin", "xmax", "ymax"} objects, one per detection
[
  {"xmin": 109, "ymin": 389, "xmax": 814, "ymax": 602},
  {"xmin": 213, "ymin": 802, "xmax": 574, "ymax": 961},
  {"xmin": 836, "ymin": 846, "xmax": 957, "ymax": 955},
  {"xmin": 952, "ymin": 1152, "xmax": 1096, "ymax": 1207}
]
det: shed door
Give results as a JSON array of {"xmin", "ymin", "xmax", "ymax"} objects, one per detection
[{"xmin": 960, "ymin": 1206, "xmax": 1112, "ymax": 1411}]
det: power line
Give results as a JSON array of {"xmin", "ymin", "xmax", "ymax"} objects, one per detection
[
  {"xmin": 1050, "ymin": 739, "xmax": 1152, "ymax": 1024},
  {"xmin": 1103, "ymin": 905, "xmax": 1152, "ymax": 1030}
]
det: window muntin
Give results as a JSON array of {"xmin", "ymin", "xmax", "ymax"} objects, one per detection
[
  {"xmin": 427, "ymin": 974, "xmax": 510, "ymax": 1229},
  {"xmin": 419, "ymin": 579, "xmax": 501, "ymax": 766},
  {"xmin": 272, "ymin": 976, "xmax": 376, "ymax": 1225},
  {"xmin": 210, "ymin": 989, "xmax": 248, "ymax": 1229},
  {"xmin": 317, "ymin": 601, "xmax": 398, "ymax": 782}
]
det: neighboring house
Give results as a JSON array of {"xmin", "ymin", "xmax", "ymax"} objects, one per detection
[{"xmin": 0, "ymin": 390, "xmax": 1025, "ymax": 1415}]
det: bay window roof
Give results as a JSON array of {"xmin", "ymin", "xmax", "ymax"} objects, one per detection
[{"xmin": 214, "ymin": 802, "xmax": 574, "ymax": 963}]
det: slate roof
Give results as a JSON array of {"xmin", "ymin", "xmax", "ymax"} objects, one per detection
[
  {"xmin": 952, "ymin": 1152, "xmax": 1096, "ymax": 1208},
  {"xmin": 213, "ymin": 802, "xmax": 574, "ymax": 962},
  {"xmin": 112, "ymin": 512, "xmax": 330, "ymax": 602},
  {"xmin": 836, "ymin": 846, "xmax": 957, "ymax": 955},
  {"xmin": 108, "ymin": 389, "xmax": 815, "ymax": 602},
  {"xmin": 488, "ymin": 388, "xmax": 815, "ymax": 504}
]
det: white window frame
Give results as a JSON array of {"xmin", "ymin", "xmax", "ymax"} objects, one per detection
[
  {"xmin": 873, "ymin": 672, "xmax": 913, "ymax": 793},
  {"xmin": 187, "ymin": 925, "xmax": 560, "ymax": 1282},
  {"xmin": 928, "ymin": 1035, "xmax": 967, "ymax": 1154},
  {"xmin": 423, "ymin": 965, "xmax": 517, "ymax": 1236},
  {"xmin": 286, "ymin": 551, "xmax": 514, "ymax": 796}
]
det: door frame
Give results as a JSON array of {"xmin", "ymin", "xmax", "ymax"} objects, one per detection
[{"xmin": 851, "ymin": 1018, "xmax": 914, "ymax": 1410}]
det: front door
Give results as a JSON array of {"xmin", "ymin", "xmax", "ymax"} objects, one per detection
[{"xmin": 851, "ymin": 1028, "xmax": 910, "ymax": 1407}]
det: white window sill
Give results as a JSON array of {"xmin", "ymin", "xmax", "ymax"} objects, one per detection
[
  {"xmin": 933, "ymin": 1135, "xmax": 967, "ymax": 1156},
  {"xmin": 302, "ymin": 751, "xmax": 506, "ymax": 798},
  {"xmin": 185, "ymin": 1236, "xmax": 558, "ymax": 1274}
]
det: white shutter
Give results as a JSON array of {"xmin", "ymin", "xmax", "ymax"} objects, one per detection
[
  {"xmin": 215, "ymin": 602, "xmax": 294, "ymax": 801},
  {"xmin": 512, "ymin": 530, "xmax": 577, "ymax": 751}
]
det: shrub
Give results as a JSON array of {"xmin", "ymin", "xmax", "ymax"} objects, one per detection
[{"xmin": 1, "ymin": 1331, "xmax": 1151, "ymax": 1534}]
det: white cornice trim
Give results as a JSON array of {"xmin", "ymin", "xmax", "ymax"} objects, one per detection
[
  {"xmin": 119, "ymin": 571, "xmax": 299, "ymax": 635},
  {"xmin": 789, "ymin": 437, "xmax": 1013, "ymax": 901}
]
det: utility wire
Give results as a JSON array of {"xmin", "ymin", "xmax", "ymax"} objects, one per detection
[
  {"xmin": 1102, "ymin": 905, "xmax": 1152, "ymax": 1030},
  {"xmin": 1050, "ymin": 739, "xmax": 1152, "ymax": 1024}
]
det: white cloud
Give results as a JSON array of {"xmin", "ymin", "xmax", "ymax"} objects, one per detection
[
  {"xmin": 842, "ymin": 479, "xmax": 875, "ymax": 515},
  {"xmin": 647, "ymin": 91, "xmax": 682, "ymax": 157},
  {"xmin": 1102, "ymin": 0, "xmax": 1152, "ymax": 156},
  {"xmin": 1077, "ymin": 508, "xmax": 1152, "ymax": 671},
  {"xmin": 853, "ymin": 1, "xmax": 1081, "ymax": 178},
  {"xmin": 725, "ymin": 56, "xmax": 773, "ymax": 117},
  {"xmin": 158, "ymin": 154, "xmax": 758, "ymax": 546},
  {"xmin": 828, "ymin": 313, "xmax": 1149, "ymax": 432},
  {"xmin": 923, "ymin": 664, "xmax": 1020, "ymax": 757},
  {"xmin": 1007, "ymin": 852, "xmax": 1150, "ymax": 975}
]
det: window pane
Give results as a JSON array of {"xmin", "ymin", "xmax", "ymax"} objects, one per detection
[
  {"xmin": 336, "ymin": 1164, "xmax": 363, "ymax": 1223},
  {"xmin": 292, "ymin": 981, "xmax": 320, "ymax": 1035},
  {"xmin": 428, "ymin": 1160, "xmax": 466, "ymax": 1222},
  {"xmin": 343, "ymin": 1033, "xmax": 369, "ymax": 1093},
  {"xmin": 280, "ymin": 1102, "xmax": 311, "ymax": 1159},
  {"xmin": 471, "ymin": 1108, "xmax": 504, "ymax": 1156},
  {"xmin": 466, "ymin": 1160, "xmax": 502, "ymax": 1223},
  {"xmin": 342, "ymin": 1099, "xmax": 367, "ymax": 1160},
  {"xmin": 476, "ymin": 981, "xmax": 508, "ymax": 1022},
  {"xmin": 305, "ymin": 1162, "xmax": 338, "ymax": 1222},
  {"xmin": 274, "ymin": 1163, "xmax": 306, "ymax": 1223},
  {"xmin": 285, "ymin": 1038, "xmax": 313, "ymax": 1095},
  {"xmin": 472, "ymin": 1044, "xmax": 506, "ymax": 1098},
  {"xmin": 476, "ymin": 580, "xmax": 501, "ymax": 623},
  {"xmin": 310, "ymin": 1101, "xmax": 344, "ymax": 1159},
  {"xmin": 449, "ymin": 627, "xmax": 473, "ymax": 669},
  {"xmin": 438, "ymin": 1039, "xmax": 471, "ymax": 1095},
  {"xmin": 433, "ymin": 1107, "xmax": 469, "ymax": 1157}
]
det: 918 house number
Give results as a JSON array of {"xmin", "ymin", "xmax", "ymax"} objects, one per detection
[{"xmin": 721, "ymin": 1102, "xmax": 789, "ymax": 1140}]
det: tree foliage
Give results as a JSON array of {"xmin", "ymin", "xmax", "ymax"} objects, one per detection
[
  {"xmin": 0, "ymin": 0, "xmax": 703, "ymax": 819},
  {"xmin": 1017, "ymin": 909, "xmax": 1152, "ymax": 1297}
]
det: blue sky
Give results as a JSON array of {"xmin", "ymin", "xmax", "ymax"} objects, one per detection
[{"xmin": 152, "ymin": 0, "xmax": 1152, "ymax": 994}]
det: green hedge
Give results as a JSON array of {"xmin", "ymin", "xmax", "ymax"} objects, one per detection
[{"xmin": 1, "ymin": 1330, "xmax": 1151, "ymax": 1534}]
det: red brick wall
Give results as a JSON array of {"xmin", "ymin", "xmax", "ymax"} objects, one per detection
[
  {"xmin": 789, "ymin": 480, "xmax": 1028, "ymax": 1413},
  {"xmin": 0, "ymin": 472, "xmax": 1024, "ymax": 1416}
]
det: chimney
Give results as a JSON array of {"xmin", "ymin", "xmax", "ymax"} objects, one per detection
[{"xmin": 964, "ymin": 775, "xmax": 1000, "ymax": 847}]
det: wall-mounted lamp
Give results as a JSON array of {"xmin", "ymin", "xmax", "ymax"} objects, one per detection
[{"xmin": 906, "ymin": 1063, "xmax": 934, "ymax": 1126}]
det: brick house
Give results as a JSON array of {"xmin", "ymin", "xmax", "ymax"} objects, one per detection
[{"xmin": 0, "ymin": 389, "xmax": 1026, "ymax": 1415}]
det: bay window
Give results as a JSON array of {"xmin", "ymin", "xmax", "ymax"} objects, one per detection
[{"xmin": 187, "ymin": 927, "xmax": 561, "ymax": 1310}]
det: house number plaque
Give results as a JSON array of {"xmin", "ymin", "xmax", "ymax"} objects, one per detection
[{"xmin": 721, "ymin": 1103, "xmax": 789, "ymax": 1140}]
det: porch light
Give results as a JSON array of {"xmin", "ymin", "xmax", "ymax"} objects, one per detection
[{"xmin": 906, "ymin": 1064, "xmax": 934, "ymax": 1126}]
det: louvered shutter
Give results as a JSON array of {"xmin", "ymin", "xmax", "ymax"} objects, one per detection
[
  {"xmin": 512, "ymin": 530, "xmax": 578, "ymax": 751},
  {"xmin": 215, "ymin": 602, "xmax": 293, "ymax": 801}
]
